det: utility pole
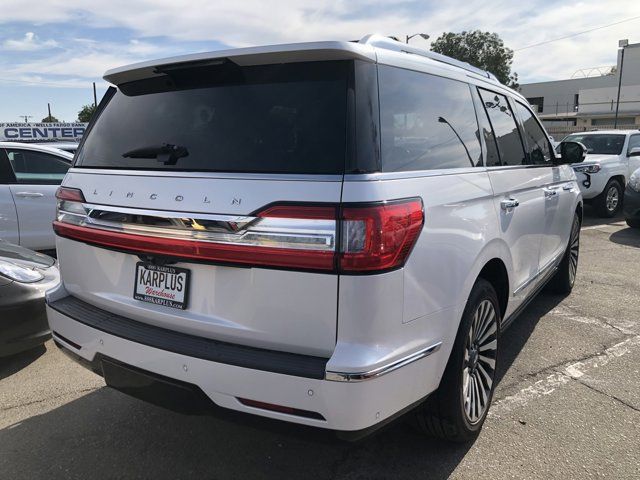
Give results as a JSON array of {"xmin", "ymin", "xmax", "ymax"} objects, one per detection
[
  {"xmin": 614, "ymin": 39, "xmax": 628, "ymax": 129},
  {"xmin": 47, "ymin": 103, "xmax": 52, "ymax": 120},
  {"xmin": 20, "ymin": 115, "xmax": 33, "ymax": 123},
  {"xmin": 93, "ymin": 82, "xmax": 98, "ymax": 108}
]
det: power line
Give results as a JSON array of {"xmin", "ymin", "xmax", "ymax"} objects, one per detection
[{"xmin": 514, "ymin": 14, "xmax": 640, "ymax": 51}]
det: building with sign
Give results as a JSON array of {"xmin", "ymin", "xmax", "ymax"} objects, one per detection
[
  {"xmin": 0, "ymin": 122, "xmax": 88, "ymax": 142},
  {"xmin": 520, "ymin": 39, "xmax": 640, "ymax": 138}
]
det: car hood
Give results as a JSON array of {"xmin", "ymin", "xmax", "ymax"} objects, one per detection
[
  {"xmin": 0, "ymin": 240, "xmax": 55, "ymax": 269},
  {"xmin": 580, "ymin": 154, "xmax": 619, "ymax": 164}
]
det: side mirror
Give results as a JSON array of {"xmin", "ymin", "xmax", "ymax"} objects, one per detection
[
  {"xmin": 628, "ymin": 147, "xmax": 640, "ymax": 157},
  {"xmin": 556, "ymin": 141, "xmax": 586, "ymax": 165}
]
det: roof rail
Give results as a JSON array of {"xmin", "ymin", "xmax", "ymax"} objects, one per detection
[{"xmin": 359, "ymin": 34, "xmax": 499, "ymax": 82}]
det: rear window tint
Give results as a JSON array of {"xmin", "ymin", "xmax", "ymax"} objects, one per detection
[
  {"xmin": 378, "ymin": 66, "xmax": 482, "ymax": 172},
  {"xmin": 76, "ymin": 61, "xmax": 349, "ymax": 174}
]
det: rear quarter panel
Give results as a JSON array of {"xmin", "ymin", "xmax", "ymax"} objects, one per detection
[{"xmin": 334, "ymin": 169, "xmax": 505, "ymax": 387}]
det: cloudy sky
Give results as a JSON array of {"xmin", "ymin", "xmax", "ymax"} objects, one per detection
[{"xmin": 1, "ymin": 0, "xmax": 639, "ymax": 122}]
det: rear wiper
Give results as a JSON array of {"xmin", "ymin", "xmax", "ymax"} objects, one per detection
[{"xmin": 122, "ymin": 143, "xmax": 189, "ymax": 165}]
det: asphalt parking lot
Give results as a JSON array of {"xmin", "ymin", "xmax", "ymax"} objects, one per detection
[{"xmin": 1, "ymin": 210, "xmax": 639, "ymax": 480}]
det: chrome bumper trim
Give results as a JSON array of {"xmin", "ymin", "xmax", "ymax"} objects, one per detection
[{"xmin": 325, "ymin": 342, "xmax": 442, "ymax": 382}]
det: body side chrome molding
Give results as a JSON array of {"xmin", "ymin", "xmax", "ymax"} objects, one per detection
[{"xmin": 325, "ymin": 342, "xmax": 442, "ymax": 382}]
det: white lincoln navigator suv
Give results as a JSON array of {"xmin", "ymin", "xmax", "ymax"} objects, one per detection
[{"xmin": 46, "ymin": 35, "xmax": 585, "ymax": 441}]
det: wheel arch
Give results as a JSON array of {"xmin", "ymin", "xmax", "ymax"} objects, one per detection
[
  {"xmin": 610, "ymin": 174, "xmax": 626, "ymax": 188},
  {"xmin": 476, "ymin": 259, "xmax": 509, "ymax": 320},
  {"xmin": 458, "ymin": 239, "xmax": 513, "ymax": 322},
  {"xmin": 575, "ymin": 201, "xmax": 583, "ymax": 223}
]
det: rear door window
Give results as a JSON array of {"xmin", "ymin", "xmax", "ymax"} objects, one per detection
[
  {"xmin": 478, "ymin": 89, "xmax": 526, "ymax": 166},
  {"xmin": 5, "ymin": 149, "xmax": 70, "ymax": 184},
  {"xmin": 378, "ymin": 66, "xmax": 482, "ymax": 171},
  {"xmin": 513, "ymin": 101, "xmax": 552, "ymax": 165},
  {"xmin": 76, "ymin": 61, "xmax": 350, "ymax": 174}
]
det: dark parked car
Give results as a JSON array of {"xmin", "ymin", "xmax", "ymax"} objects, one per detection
[
  {"xmin": 624, "ymin": 167, "xmax": 640, "ymax": 228},
  {"xmin": 0, "ymin": 241, "xmax": 59, "ymax": 357}
]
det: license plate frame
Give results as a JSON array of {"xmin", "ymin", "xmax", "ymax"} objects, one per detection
[{"xmin": 133, "ymin": 262, "xmax": 190, "ymax": 310}]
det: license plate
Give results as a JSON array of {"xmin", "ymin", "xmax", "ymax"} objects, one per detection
[{"xmin": 134, "ymin": 262, "xmax": 190, "ymax": 310}]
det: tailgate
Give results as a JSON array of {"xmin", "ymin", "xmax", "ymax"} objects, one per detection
[{"xmin": 56, "ymin": 171, "xmax": 342, "ymax": 357}]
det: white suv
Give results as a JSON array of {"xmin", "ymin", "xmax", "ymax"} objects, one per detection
[
  {"xmin": 46, "ymin": 35, "xmax": 585, "ymax": 442},
  {"xmin": 559, "ymin": 130, "xmax": 640, "ymax": 217}
]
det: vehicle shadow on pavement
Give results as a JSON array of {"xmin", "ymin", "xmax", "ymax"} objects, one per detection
[
  {"xmin": 0, "ymin": 345, "xmax": 46, "ymax": 381},
  {"xmin": 580, "ymin": 206, "xmax": 623, "ymax": 228},
  {"xmin": 494, "ymin": 292, "xmax": 566, "ymax": 386},
  {"xmin": 0, "ymin": 297, "xmax": 567, "ymax": 480},
  {"xmin": 609, "ymin": 227, "xmax": 640, "ymax": 248},
  {"xmin": 1, "ymin": 385, "xmax": 475, "ymax": 480}
]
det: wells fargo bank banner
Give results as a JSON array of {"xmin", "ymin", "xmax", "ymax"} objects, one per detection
[{"xmin": 0, "ymin": 122, "xmax": 88, "ymax": 141}]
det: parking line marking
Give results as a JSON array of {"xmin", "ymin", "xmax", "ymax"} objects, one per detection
[{"xmin": 490, "ymin": 336, "xmax": 640, "ymax": 416}]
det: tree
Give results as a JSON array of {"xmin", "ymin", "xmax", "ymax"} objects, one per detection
[
  {"xmin": 77, "ymin": 104, "xmax": 97, "ymax": 123},
  {"xmin": 430, "ymin": 31, "xmax": 518, "ymax": 88},
  {"xmin": 41, "ymin": 115, "xmax": 59, "ymax": 122}
]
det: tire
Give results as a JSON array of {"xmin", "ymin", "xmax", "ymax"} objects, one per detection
[
  {"xmin": 547, "ymin": 213, "xmax": 581, "ymax": 294},
  {"xmin": 595, "ymin": 179, "xmax": 623, "ymax": 218},
  {"xmin": 626, "ymin": 218, "xmax": 640, "ymax": 229},
  {"xmin": 412, "ymin": 278, "xmax": 500, "ymax": 442}
]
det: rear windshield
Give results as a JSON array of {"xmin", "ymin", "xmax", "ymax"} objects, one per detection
[
  {"xmin": 76, "ymin": 61, "xmax": 349, "ymax": 174},
  {"xmin": 562, "ymin": 134, "xmax": 625, "ymax": 155}
]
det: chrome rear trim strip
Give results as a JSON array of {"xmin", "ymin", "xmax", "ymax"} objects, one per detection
[
  {"xmin": 57, "ymin": 202, "xmax": 336, "ymax": 251},
  {"xmin": 325, "ymin": 342, "xmax": 442, "ymax": 382}
]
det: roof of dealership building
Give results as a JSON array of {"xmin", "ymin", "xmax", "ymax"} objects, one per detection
[{"xmin": 519, "ymin": 40, "xmax": 640, "ymax": 125}]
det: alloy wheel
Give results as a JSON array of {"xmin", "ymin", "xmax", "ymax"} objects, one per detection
[
  {"xmin": 462, "ymin": 299, "xmax": 498, "ymax": 424},
  {"xmin": 568, "ymin": 217, "xmax": 580, "ymax": 286},
  {"xmin": 606, "ymin": 186, "xmax": 619, "ymax": 212}
]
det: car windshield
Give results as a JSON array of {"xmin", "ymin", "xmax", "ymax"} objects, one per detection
[{"xmin": 562, "ymin": 134, "xmax": 625, "ymax": 155}]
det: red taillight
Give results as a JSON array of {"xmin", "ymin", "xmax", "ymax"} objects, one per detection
[
  {"xmin": 339, "ymin": 200, "xmax": 424, "ymax": 272},
  {"xmin": 54, "ymin": 195, "xmax": 423, "ymax": 274},
  {"xmin": 55, "ymin": 186, "xmax": 85, "ymax": 202},
  {"xmin": 52, "ymin": 222, "xmax": 336, "ymax": 271},
  {"xmin": 258, "ymin": 204, "xmax": 337, "ymax": 220}
]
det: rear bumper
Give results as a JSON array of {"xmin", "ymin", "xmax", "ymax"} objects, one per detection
[
  {"xmin": 46, "ymin": 295, "xmax": 444, "ymax": 432},
  {"xmin": 623, "ymin": 186, "xmax": 640, "ymax": 220}
]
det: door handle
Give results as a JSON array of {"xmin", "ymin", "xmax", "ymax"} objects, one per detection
[
  {"xmin": 544, "ymin": 188, "xmax": 558, "ymax": 198},
  {"xmin": 500, "ymin": 198, "xmax": 520, "ymax": 210},
  {"xmin": 15, "ymin": 192, "xmax": 44, "ymax": 198},
  {"xmin": 562, "ymin": 183, "xmax": 575, "ymax": 191}
]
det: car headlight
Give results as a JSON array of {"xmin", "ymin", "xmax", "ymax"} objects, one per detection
[
  {"xmin": 629, "ymin": 171, "xmax": 640, "ymax": 193},
  {"xmin": 573, "ymin": 164, "xmax": 601, "ymax": 174},
  {"xmin": 0, "ymin": 260, "xmax": 44, "ymax": 283}
]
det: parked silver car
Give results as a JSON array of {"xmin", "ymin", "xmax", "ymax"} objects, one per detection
[{"xmin": 0, "ymin": 142, "xmax": 73, "ymax": 252}]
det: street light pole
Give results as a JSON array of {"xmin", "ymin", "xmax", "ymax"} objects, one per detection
[
  {"xmin": 613, "ymin": 39, "xmax": 628, "ymax": 129},
  {"xmin": 406, "ymin": 33, "xmax": 430, "ymax": 44}
]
